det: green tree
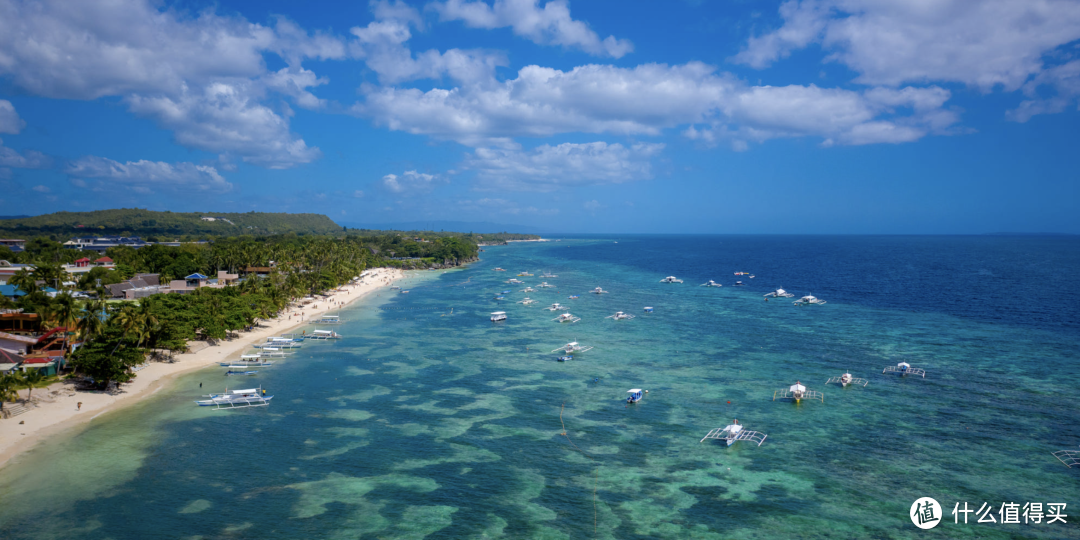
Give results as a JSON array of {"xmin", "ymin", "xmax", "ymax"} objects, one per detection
[
  {"xmin": 68, "ymin": 326, "xmax": 144, "ymax": 389},
  {"xmin": 0, "ymin": 373, "xmax": 19, "ymax": 413},
  {"xmin": 19, "ymin": 369, "xmax": 46, "ymax": 401}
]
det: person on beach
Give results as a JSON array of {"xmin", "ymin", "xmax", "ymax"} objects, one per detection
[{"xmin": 77, "ymin": 402, "xmax": 82, "ymax": 410}]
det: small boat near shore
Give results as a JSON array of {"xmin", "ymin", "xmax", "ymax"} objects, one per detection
[
  {"xmin": 307, "ymin": 329, "xmax": 342, "ymax": 340},
  {"xmin": 553, "ymin": 312, "xmax": 581, "ymax": 323},
  {"xmin": 793, "ymin": 294, "xmax": 826, "ymax": 306},
  {"xmin": 626, "ymin": 389, "xmax": 645, "ymax": 403},
  {"xmin": 606, "ymin": 311, "xmax": 635, "ymax": 320},
  {"xmin": 551, "ymin": 341, "xmax": 593, "ymax": 354},
  {"xmin": 660, "ymin": 276, "xmax": 683, "ymax": 283},
  {"xmin": 196, "ymin": 386, "xmax": 273, "ymax": 409},
  {"xmin": 226, "ymin": 370, "xmax": 258, "ymax": 376},
  {"xmin": 700, "ymin": 419, "xmax": 767, "ymax": 447},
  {"xmin": 700, "ymin": 280, "xmax": 722, "ymax": 287},
  {"xmin": 764, "ymin": 288, "xmax": 794, "ymax": 299},
  {"xmin": 546, "ymin": 302, "xmax": 565, "ymax": 311},
  {"xmin": 491, "ymin": 311, "xmax": 507, "ymax": 322},
  {"xmin": 591, "ymin": 287, "xmax": 608, "ymax": 294}
]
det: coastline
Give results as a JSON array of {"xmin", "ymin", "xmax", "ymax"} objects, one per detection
[{"xmin": 0, "ymin": 267, "xmax": 409, "ymax": 470}]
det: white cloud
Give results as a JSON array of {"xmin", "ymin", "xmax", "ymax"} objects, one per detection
[
  {"xmin": 733, "ymin": 0, "xmax": 1080, "ymax": 92},
  {"xmin": 126, "ymin": 82, "xmax": 321, "ymax": 169},
  {"xmin": 65, "ymin": 156, "xmax": 233, "ymax": 192},
  {"xmin": 1009, "ymin": 60, "xmax": 1080, "ymax": 122},
  {"xmin": 0, "ymin": 0, "xmax": 339, "ymax": 168},
  {"xmin": 582, "ymin": 199, "xmax": 602, "ymax": 211},
  {"xmin": 348, "ymin": 17, "xmax": 507, "ymax": 85},
  {"xmin": 359, "ymin": 62, "xmax": 958, "ymax": 148},
  {"xmin": 382, "ymin": 170, "xmax": 447, "ymax": 193},
  {"xmin": 353, "ymin": 190, "xmax": 366, "ymax": 198},
  {"xmin": 430, "ymin": 0, "xmax": 633, "ymax": 58},
  {"xmin": 0, "ymin": 138, "xmax": 51, "ymax": 169},
  {"xmin": 465, "ymin": 141, "xmax": 663, "ymax": 191},
  {"xmin": 0, "ymin": 100, "xmax": 25, "ymax": 134},
  {"xmin": 372, "ymin": 0, "xmax": 426, "ymax": 30},
  {"xmin": 31, "ymin": 185, "xmax": 50, "ymax": 193}
]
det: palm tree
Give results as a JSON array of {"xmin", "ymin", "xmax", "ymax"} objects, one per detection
[
  {"xmin": 9, "ymin": 269, "xmax": 37, "ymax": 295},
  {"xmin": 51, "ymin": 293, "xmax": 79, "ymax": 355},
  {"xmin": 0, "ymin": 373, "xmax": 18, "ymax": 414},
  {"xmin": 77, "ymin": 300, "xmax": 107, "ymax": 342},
  {"xmin": 20, "ymin": 369, "xmax": 45, "ymax": 402}
]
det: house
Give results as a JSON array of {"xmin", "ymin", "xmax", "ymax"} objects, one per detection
[
  {"xmin": 73, "ymin": 257, "xmax": 92, "ymax": 268},
  {"xmin": 165, "ymin": 271, "xmax": 238, "ymax": 294},
  {"xmin": 94, "ymin": 256, "xmax": 113, "ymax": 266},
  {"xmin": 0, "ymin": 260, "xmax": 34, "ymax": 284},
  {"xmin": 63, "ymin": 255, "xmax": 114, "ymax": 275},
  {"xmin": 0, "ymin": 331, "xmax": 37, "ymax": 356},
  {"xmin": 0, "ymin": 348, "xmax": 24, "ymax": 374},
  {"xmin": 0, "ymin": 284, "xmax": 57, "ymax": 298},
  {"xmin": 106, "ymin": 273, "xmax": 162, "ymax": 300},
  {"xmin": 0, "ymin": 239, "xmax": 26, "ymax": 253},
  {"xmin": 0, "ymin": 309, "xmax": 42, "ymax": 335},
  {"xmin": 63, "ymin": 236, "xmax": 150, "ymax": 253}
]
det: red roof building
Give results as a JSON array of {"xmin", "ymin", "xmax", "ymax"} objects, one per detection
[
  {"xmin": 74, "ymin": 257, "xmax": 92, "ymax": 267},
  {"xmin": 94, "ymin": 256, "xmax": 114, "ymax": 265}
]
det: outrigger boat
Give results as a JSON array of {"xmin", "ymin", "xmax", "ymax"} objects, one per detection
[
  {"xmin": 546, "ymin": 302, "xmax": 565, "ymax": 311},
  {"xmin": 1053, "ymin": 446, "xmax": 1080, "ymax": 468},
  {"xmin": 226, "ymin": 370, "xmax": 258, "ymax": 376},
  {"xmin": 882, "ymin": 362, "xmax": 926, "ymax": 377},
  {"xmin": 551, "ymin": 341, "xmax": 593, "ymax": 354},
  {"xmin": 773, "ymin": 381, "xmax": 824, "ymax": 403},
  {"xmin": 257, "ymin": 348, "xmax": 289, "ymax": 358},
  {"xmin": 556, "ymin": 355, "xmax": 573, "ymax": 362},
  {"xmin": 307, "ymin": 329, "xmax": 341, "ymax": 340},
  {"xmin": 537, "ymin": 282, "xmax": 555, "ymax": 288},
  {"xmin": 220, "ymin": 354, "xmax": 274, "ymax": 367},
  {"xmin": 517, "ymin": 271, "xmax": 534, "ymax": 277},
  {"xmin": 700, "ymin": 280, "xmax": 722, "ymax": 287},
  {"xmin": 793, "ymin": 294, "xmax": 826, "ymax": 306},
  {"xmin": 517, "ymin": 297, "xmax": 536, "ymax": 305},
  {"xmin": 626, "ymin": 389, "xmax": 645, "ymax": 403},
  {"xmin": 315, "ymin": 315, "xmax": 343, "ymax": 324},
  {"xmin": 541, "ymin": 271, "xmax": 558, "ymax": 278},
  {"xmin": 734, "ymin": 272, "xmax": 750, "ymax": 276},
  {"xmin": 700, "ymin": 419, "xmax": 767, "ymax": 447},
  {"xmin": 490, "ymin": 311, "xmax": 507, "ymax": 322},
  {"xmin": 195, "ymin": 386, "xmax": 272, "ymax": 409},
  {"xmin": 567, "ymin": 295, "xmax": 579, "ymax": 299},
  {"xmin": 826, "ymin": 372, "xmax": 868, "ymax": 387},
  {"xmin": 605, "ymin": 311, "xmax": 635, "ymax": 320},
  {"xmin": 733, "ymin": 281, "xmax": 745, "ymax": 286},
  {"xmin": 507, "ymin": 278, "xmax": 524, "ymax": 284},
  {"xmin": 263, "ymin": 338, "xmax": 301, "ymax": 348},
  {"xmin": 493, "ymin": 267, "xmax": 506, "ymax": 272},
  {"xmin": 590, "ymin": 287, "xmax": 608, "ymax": 294},
  {"xmin": 764, "ymin": 288, "xmax": 795, "ymax": 299},
  {"xmin": 659, "ymin": 276, "xmax": 683, "ymax": 283},
  {"xmin": 552, "ymin": 312, "xmax": 581, "ymax": 323},
  {"xmin": 520, "ymin": 287, "xmax": 536, "ymax": 293},
  {"xmin": 643, "ymin": 306, "xmax": 654, "ymax": 313}
]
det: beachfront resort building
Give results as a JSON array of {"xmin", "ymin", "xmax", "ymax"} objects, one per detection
[
  {"xmin": 0, "ymin": 260, "xmax": 34, "ymax": 284},
  {"xmin": 0, "ymin": 239, "xmax": 26, "ymax": 253},
  {"xmin": 63, "ymin": 236, "xmax": 151, "ymax": 253}
]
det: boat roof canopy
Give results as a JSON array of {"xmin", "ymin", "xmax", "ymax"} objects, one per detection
[{"xmin": 628, "ymin": 388, "xmax": 642, "ymax": 393}]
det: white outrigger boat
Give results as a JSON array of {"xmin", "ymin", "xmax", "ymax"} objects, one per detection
[
  {"xmin": 793, "ymin": 294, "xmax": 826, "ymax": 306},
  {"xmin": 195, "ymin": 386, "xmax": 273, "ymax": 409},
  {"xmin": 659, "ymin": 276, "xmax": 683, "ymax": 283},
  {"xmin": 263, "ymin": 338, "xmax": 302, "ymax": 348},
  {"xmin": 507, "ymin": 278, "xmax": 524, "ymax": 284},
  {"xmin": 537, "ymin": 282, "xmax": 555, "ymax": 288},
  {"xmin": 493, "ymin": 267, "xmax": 507, "ymax": 272},
  {"xmin": 700, "ymin": 280, "xmax": 722, "ymax": 287},
  {"xmin": 1053, "ymin": 446, "xmax": 1080, "ymax": 468},
  {"xmin": 773, "ymin": 381, "xmax": 824, "ymax": 403},
  {"xmin": 517, "ymin": 297, "xmax": 536, "ymax": 305},
  {"xmin": 546, "ymin": 302, "xmax": 565, "ymax": 311},
  {"xmin": 605, "ymin": 311, "xmax": 635, "ymax": 320},
  {"xmin": 764, "ymin": 288, "xmax": 795, "ymax": 299},
  {"xmin": 882, "ymin": 362, "xmax": 926, "ymax": 378},
  {"xmin": 700, "ymin": 419, "xmax": 767, "ymax": 447},
  {"xmin": 517, "ymin": 271, "xmax": 534, "ymax": 277},
  {"xmin": 626, "ymin": 389, "xmax": 645, "ymax": 404},
  {"xmin": 257, "ymin": 348, "xmax": 289, "ymax": 358},
  {"xmin": 307, "ymin": 329, "xmax": 341, "ymax": 340},
  {"xmin": 826, "ymin": 372, "xmax": 868, "ymax": 387},
  {"xmin": 551, "ymin": 341, "xmax": 593, "ymax": 354},
  {"xmin": 490, "ymin": 311, "xmax": 507, "ymax": 322},
  {"xmin": 520, "ymin": 287, "xmax": 536, "ymax": 293},
  {"xmin": 315, "ymin": 314, "xmax": 343, "ymax": 324},
  {"xmin": 225, "ymin": 370, "xmax": 258, "ymax": 376},
  {"xmin": 590, "ymin": 287, "xmax": 608, "ymax": 294},
  {"xmin": 220, "ymin": 354, "xmax": 274, "ymax": 367},
  {"xmin": 552, "ymin": 312, "xmax": 581, "ymax": 323},
  {"xmin": 541, "ymin": 271, "xmax": 558, "ymax": 278}
]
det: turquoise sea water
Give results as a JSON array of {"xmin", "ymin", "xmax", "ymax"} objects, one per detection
[{"xmin": 1, "ymin": 235, "xmax": 1078, "ymax": 539}]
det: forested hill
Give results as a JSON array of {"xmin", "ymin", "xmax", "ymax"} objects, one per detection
[{"xmin": 0, "ymin": 209, "xmax": 344, "ymax": 239}]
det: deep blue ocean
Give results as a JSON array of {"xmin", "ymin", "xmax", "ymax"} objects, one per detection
[{"xmin": 1, "ymin": 235, "xmax": 1078, "ymax": 539}]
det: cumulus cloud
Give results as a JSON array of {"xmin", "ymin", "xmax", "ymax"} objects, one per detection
[
  {"xmin": 0, "ymin": 138, "xmax": 51, "ymax": 169},
  {"xmin": 733, "ymin": 0, "xmax": 1080, "ymax": 92},
  {"xmin": 358, "ymin": 62, "xmax": 958, "ymax": 148},
  {"xmin": 382, "ymin": 170, "xmax": 447, "ymax": 193},
  {"xmin": 65, "ymin": 156, "xmax": 233, "ymax": 192},
  {"xmin": 125, "ymin": 82, "xmax": 321, "ymax": 169},
  {"xmin": 1009, "ymin": 60, "xmax": 1080, "ymax": 122},
  {"xmin": 430, "ymin": 0, "xmax": 633, "ymax": 58},
  {"xmin": 31, "ymin": 185, "xmax": 50, "ymax": 193},
  {"xmin": 0, "ymin": 100, "xmax": 25, "ymax": 134},
  {"xmin": 0, "ymin": 0, "xmax": 338, "ymax": 168},
  {"xmin": 464, "ymin": 141, "xmax": 664, "ymax": 191}
]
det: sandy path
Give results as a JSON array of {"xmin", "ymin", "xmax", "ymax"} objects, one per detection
[{"xmin": 0, "ymin": 267, "xmax": 409, "ymax": 469}]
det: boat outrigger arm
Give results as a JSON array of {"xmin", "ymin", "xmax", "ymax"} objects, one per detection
[
  {"xmin": 773, "ymin": 382, "xmax": 824, "ymax": 402},
  {"xmin": 826, "ymin": 375, "xmax": 868, "ymax": 387},
  {"xmin": 1052, "ymin": 447, "xmax": 1080, "ymax": 468},
  {"xmin": 700, "ymin": 421, "xmax": 767, "ymax": 446},
  {"xmin": 882, "ymin": 363, "xmax": 926, "ymax": 377}
]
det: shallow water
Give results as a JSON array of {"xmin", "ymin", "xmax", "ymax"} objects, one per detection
[{"xmin": 1, "ymin": 235, "xmax": 1078, "ymax": 539}]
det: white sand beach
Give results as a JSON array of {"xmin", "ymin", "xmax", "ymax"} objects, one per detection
[{"xmin": 0, "ymin": 267, "xmax": 408, "ymax": 469}]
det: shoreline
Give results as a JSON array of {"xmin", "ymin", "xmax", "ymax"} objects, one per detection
[{"xmin": 0, "ymin": 267, "xmax": 410, "ymax": 470}]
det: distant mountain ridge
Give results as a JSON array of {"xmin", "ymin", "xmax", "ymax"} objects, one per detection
[
  {"xmin": 0, "ymin": 209, "xmax": 344, "ymax": 239},
  {"xmin": 341, "ymin": 220, "xmax": 552, "ymax": 234}
]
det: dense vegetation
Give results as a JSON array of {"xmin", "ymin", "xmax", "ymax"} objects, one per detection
[{"xmin": 0, "ymin": 209, "xmax": 344, "ymax": 240}]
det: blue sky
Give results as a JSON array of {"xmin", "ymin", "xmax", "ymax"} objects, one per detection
[{"xmin": 1, "ymin": 0, "xmax": 1078, "ymax": 233}]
